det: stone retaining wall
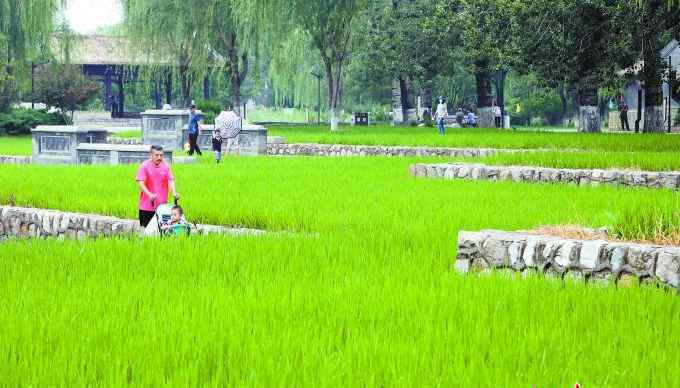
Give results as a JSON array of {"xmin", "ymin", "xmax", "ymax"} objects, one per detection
[
  {"xmin": 0, "ymin": 155, "xmax": 31, "ymax": 164},
  {"xmin": 410, "ymin": 162, "xmax": 680, "ymax": 190},
  {"xmin": 0, "ymin": 206, "xmax": 262, "ymax": 240},
  {"xmin": 456, "ymin": 230, "xmax": 680, "ymax": 291},
  {"xmin": 268, "ymin": 143, "xmax": 512, "ymax": 157}
]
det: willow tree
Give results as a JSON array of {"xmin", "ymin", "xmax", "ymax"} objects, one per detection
[
  {"xmin": 0, "ymin": 0, "xmax": 63, "ymax": 75},
  {"xmin": 250, "ymin": 0, "xmax": 364, "ymax": 131},
  {"xmin": 293, "ymin": 0, "xmax": 366, "ymax": 131},
  {"xmin": 123, "ymin": 0, "xmax": 208, "ymax": 108}
]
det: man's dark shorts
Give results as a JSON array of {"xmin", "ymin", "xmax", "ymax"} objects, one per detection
[{"xmin": 139, "ymin": 209, "xmax": 156, "ymax": 227}]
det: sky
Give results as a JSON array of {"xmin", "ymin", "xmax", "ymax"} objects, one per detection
[{"xmin": 64, "ymin": 0, "xmax": 122, "ymax": 34}]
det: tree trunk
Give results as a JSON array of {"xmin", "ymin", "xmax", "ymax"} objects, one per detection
[
  {"xmin": 391, "ymin": 78, "xmax": 403, "ymax": 124},
  {"xmin": 577, "ymin": 76, "xmax": 601, "ymax": 132},
  {"xmin": 474, "ymin": 59, "xmax": 494, "ymax": 127},
  {"xmin": 226, "ymin": 32, "xmax": 248, "ymax": 116},
  {"xmin": 399, "ymin": 75, "xmax": 416, "ymax": 124},
  {"xmin": 323, "ymin": 60, "xmax": 342, "ymax": 132},
  {"xmin": 180, "ymin": 68, "xmax": 191, "ymax": 108},
  {"xmin": 421, "ymin": 70, "xmax": 434, "ymax": 125},
  {"xmin": 558, "ymin": 83, "xmax": 568, "ymax": 125},
  {"xmin": 642, "ymin": 35, "xmax": 665, "ymax": 132}
]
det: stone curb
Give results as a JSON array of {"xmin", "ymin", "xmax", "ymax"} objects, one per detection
[
  {"xmin": 0, "ymin": 206, "xmax": 263, "ymax": 241},
  {"xmin": 0, "ymin": 155, "xmax": 31, "ymax": 164},
  {"xmin": 456, "ymin": 230, "xmax": 680, "ymax": 291},
  {"xmin": 267, "ymin": 143, "xmax": 523, "ymax": 157},
  {"xmin": 410, "ymin": 162, "xmax": 680, "ymax": 190}
]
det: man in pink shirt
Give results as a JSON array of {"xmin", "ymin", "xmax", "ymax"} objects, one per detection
[{"xmin": 135, "ymin": 145, "xmax": 179, "ymax": 227}]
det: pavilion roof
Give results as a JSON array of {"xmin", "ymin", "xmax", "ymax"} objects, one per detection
[{"xmin": 57, "ymin": 34, "xmax": 172, "ymax": 66}]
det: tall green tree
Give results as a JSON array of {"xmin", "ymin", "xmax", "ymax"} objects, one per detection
[
  {"xmin": 197, "ymin": 0, "xmax": 263, "ymax": 114},
  {"xmin": 622, "ymin": 0, "xmax": 680, "ymax": 132},
  {"xmin": 123, "ymin": 0, "xmax": 207, "ymax": 107},
  {"xmin": 514, "ymin": 0, "xmax": 618, "ymax": 132},
  {"xmin": 435, "ymin": 0, "xmax": 515, "ymax": 127},
  {"xmin": 293, "ymin": 0, "xmax": 365, "ymax": 131}
]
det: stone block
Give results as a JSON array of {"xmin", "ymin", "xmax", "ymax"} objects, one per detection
[
  {"xmin": 553, "ymin": 240, "xmax": 581, "ymax": 269},
  {"xmin": 655, "ymin": 249, "xmax": 680, "ymax": 289},
  {"xmin": 579, "ymin": 240, "xmax": 608, "ymax": 270}
]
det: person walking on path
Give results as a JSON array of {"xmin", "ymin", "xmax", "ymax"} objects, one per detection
[
  {"xmin": 618, "ymin": 96, "xmax": 630, "ymax": 131},
  {"xmin": 215, "ymin": 103, "xmax": 242, "ymax": 156},
  {"xmin": 187, "ymin": 104, "xmax": 203, "ymax": 156},
  {"xmin": 434, "ymin": 97, "xmax": 448, "ymax": 135},
  {"xmin": 135, "ymin": 145, "xmax": 179, "ymax": 228}
]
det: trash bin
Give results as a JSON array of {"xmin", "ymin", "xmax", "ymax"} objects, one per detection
[{"xmin": 503, "ymin": 115, "xmax": 511, "ymax": 129}]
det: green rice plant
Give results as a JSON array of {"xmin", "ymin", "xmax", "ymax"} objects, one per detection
[
  {"xmin": 0, "ymin": 156, "xmax": 679, "ymax": 386},
  {"xmin": 0, "ymin": 135, "xmax": 31, "ymax": 155},
  {"xmin": 114, "ymin": 129, "xmax": 142, "ymax": 138},
  {"xmin": 611, "ymin": 205, "xmax": 680, "ymax": 244},
  {"xmin": 0, "ymin": 235, "xmax": 678, "ymax": 386},
  {"xmin": 475, "ymin": 150, "xmax": 680, "ymax": 171},
  {"xmin": 268, "ymin": 125, "xmax": 680, "ymax": 152}
]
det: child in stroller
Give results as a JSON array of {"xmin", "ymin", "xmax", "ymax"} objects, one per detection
[
  {"xmin": 160, "ymin": 205, "xmax": 190, "ymax": 236},
  {"xmin": 144, "ymin": 200, "xmax": 191, "ymax": 237}
]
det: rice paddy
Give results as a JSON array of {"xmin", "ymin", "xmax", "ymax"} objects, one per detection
[{"xmin": 1, "ymin": 129, "xmax": 679, "ymax": 386}]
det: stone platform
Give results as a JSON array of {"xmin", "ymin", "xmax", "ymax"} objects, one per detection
[
  {"xmin": 76, "ymin": 144, "xmax": 174, "ymax": 165},
  {"xmin": 32, "ymin": 125, "xmax": 108, "ymax": 164}
]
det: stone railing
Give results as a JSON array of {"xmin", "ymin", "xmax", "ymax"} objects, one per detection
[
  {"xmin": 268, "ymin": 143, "xmax": 515, "ymax": 157},
  {"xmin": 0, "ymin": 206, "xmax": 262, "ymax": 240},
  {"xmin": 0, "ymin": 155, "xmax": 31, "ymax": 164},
  {"xmin": 456, "ymin": 230, "xmax": 680, "ymax": 291},
  {"xmin": 410, "ymin": 162, "xmax": 680, "ymax": 190}
]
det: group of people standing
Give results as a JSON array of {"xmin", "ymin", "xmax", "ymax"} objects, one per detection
[{"xmin": 186, "ymin": 103, "xmax": 243, "ymax": 162}]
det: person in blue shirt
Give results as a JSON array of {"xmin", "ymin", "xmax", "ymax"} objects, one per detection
[{"xmin": 187, "ymin": 104, "xmax": 204, "ymax": 156}]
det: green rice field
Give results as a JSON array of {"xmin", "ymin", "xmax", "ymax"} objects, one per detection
[{"xmin": 1, "ymin": 130, "xmax": 679, "ymax": 385}]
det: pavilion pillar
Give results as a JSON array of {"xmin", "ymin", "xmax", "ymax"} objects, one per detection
[
  {"xmin": 154, "ymin": 78, "xmax": 162, "ymax": 109},
  {"xmin": 117, "ymin": 71, "xmax": 125, "ymax": 116},
  {"xmin": 165, "ymin": 71, "xmax": 173, "ymax": 106},
  {"xmin": 104, "ymin": 68, "xmax": 112, "ymax": 111},
  {"xmin": 203, "ymin": 76, "xmax": 210, "ymax": 99}
]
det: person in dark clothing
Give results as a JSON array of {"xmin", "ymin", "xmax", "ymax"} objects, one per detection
[
  {"xmin": 618, "ymin": 96, "xmax": 630, "ymax": 131},
  {"xmin": 187, "ymin": 104, "xmax": 203, "ymax": 156}
]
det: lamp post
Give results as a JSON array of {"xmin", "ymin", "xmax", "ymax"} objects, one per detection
[
  {"xmin": 667, "ymin": 55, "xmax": 673, "ymax": 134},
  {"xmin": 311, "ymin": 71, "xmax": 322, "ymax": 125}
]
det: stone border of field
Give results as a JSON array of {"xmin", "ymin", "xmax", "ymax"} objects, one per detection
[
  {"xmin": 0, "ymin": 155, "xmax": 31, "ymax": 164},
  {"xmin": 267, "ymin": 143, "xmax": 522, "ymax": 157},
  {"xmin": 410, "ymin": 162, "xmax": 680, "ymax": 190},
  {"xmin": 456, "ymin": 230, "xmax": 680, "ymax": 291},
  {"xmin": 0, "ymin": 206, "xmax": 263, "ymax": 241}
]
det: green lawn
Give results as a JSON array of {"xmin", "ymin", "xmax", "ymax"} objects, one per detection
[{"xmin": 1, "ymin": 156, "xmax": 678, "ymax": 386}]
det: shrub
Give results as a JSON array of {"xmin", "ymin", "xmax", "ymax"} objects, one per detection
[
  {"xmin": 0, "ymin": 108, "xmax": 70, "ymax": 136},
  {"xmin": 31, "ymin": 64, "xmax": 101, "ymax": 118},
  {"xmin": 195, "ymin": 99, "xmax": 222, "ymax": 124},
  {"xmin": 0, "ymin": 75, "xmax": 17, "ymax": 113}
]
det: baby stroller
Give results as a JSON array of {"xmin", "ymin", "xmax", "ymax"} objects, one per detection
[{"xmin": 143, "ymin": 198, "xmax": 191, "ymax": 237}]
